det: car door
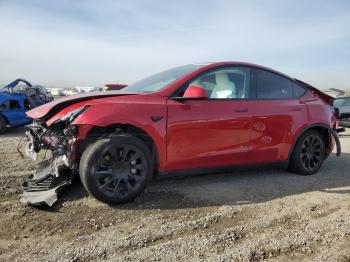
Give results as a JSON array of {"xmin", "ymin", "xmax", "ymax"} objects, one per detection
[
  {"xmin": 0, "ymin": 99, "xmax": 28, "ymax": 127},
  {"xmin": 248, "ymin": 69, "xmax": 308, "ymax": 163},
  {"xmin": 166, "ymin": 66, "xmax": 253, "ymax": 171}
]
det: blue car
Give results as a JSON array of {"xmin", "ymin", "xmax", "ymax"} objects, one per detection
[
  {"xmin": 0, "ymin": 78, "xmax": 55, "ymax": 133},
  {"xmin": 0, "ymin": 91, "xmax": 31, "ymax": 133}
]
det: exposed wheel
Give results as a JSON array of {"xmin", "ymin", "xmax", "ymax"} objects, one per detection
[
  {"xmin": 0, "ymin": 115, "xmax": 7, "ymax": 134},
  {"xmin": 288, "ymin": 130, "xmax": 325, "ymax": 175},
  {"xmin": 79, "ymin": 134, "xmax": 154, "ymax": 204}
]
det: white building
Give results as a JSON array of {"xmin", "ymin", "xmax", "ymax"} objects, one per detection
[{"xmin": 322, "ymin": 88, "xmax": 345, "ymax": 98}]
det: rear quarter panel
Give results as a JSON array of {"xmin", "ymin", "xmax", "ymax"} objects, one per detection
[
  {"xmin": 302, "ymin": 92, "xmax": 334, "ymax": 127},
  {"xmin": 292, "ymin": 91, "xmax": 335, "ymax": 156}
]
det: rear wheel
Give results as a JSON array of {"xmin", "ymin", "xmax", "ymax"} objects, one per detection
[
  {"xmin": 79, "ymin": 134, "xmax": 154, "ymax": 204},
  {"xmin": 0, "ymin": 115, "xmax": 7, "ymax": 134},
  {"xmin": 288, "ymin": 130, "xmax": 326, "ymax": 175}
]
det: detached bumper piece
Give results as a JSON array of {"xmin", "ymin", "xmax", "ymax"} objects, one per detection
[{"xmin": 20, "ymin": 163, "xmax": 72, "ymax": 206}]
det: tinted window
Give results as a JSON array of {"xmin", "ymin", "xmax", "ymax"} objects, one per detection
[
  {"xmin": 257, "ymin": 70, "xmax": 293, "ymax": 99},
  {"xmin": 0, "ymin": 100, "xmax": 21, "ymax": 110},
  {"xmin": 188, "ymin": 67, "xmax": 251, "ymax": 99},
  {"xmin": 343, "ymin": 98, "xmax": 350, "ymax": 106},
  {"xmin": 9, "ymin": 100, "xmax": 21, "ymax": 110},
  {"xmin": 293, "ymin": 83, "xmax": 306, "ymax": 97}
]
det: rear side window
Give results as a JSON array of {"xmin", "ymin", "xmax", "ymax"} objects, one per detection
[
  {"xmin": 343, "ymin": 98, "xmax": 350, "ymax": 106},
  {"xmin": 293, "ymin": 83, "xmax": 306, "ymax": 97},
  {"xmin": 9, "ymin": 100, "xmax": 21, "ymax": 110},
  {"xmin": 257, "ymin": 69, "xmax": 303, "ymax": 99}
]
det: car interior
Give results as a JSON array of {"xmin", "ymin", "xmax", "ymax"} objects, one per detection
[{"xmin": 189, "ymin": 68, "xmax": 250, "ymax": 99}]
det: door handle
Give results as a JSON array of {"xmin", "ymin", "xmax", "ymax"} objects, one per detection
[
  {"xmin": 235, "ymin": 108, "xmax": 248, "ymax": 113},
  {"xmin": 291, "ymin": 108, "xmax": 302, "ymax": 112}
]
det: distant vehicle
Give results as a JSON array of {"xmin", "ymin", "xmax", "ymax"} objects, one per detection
[
  {"xmin": 33, "ymin": 85, "xmax": 54, "ymax": 102},
  {"xmin": 333, "ymin": 97, "xmax": 350, "ymax": 117},
  {"xmin": 62, "ymin": 88, "xmax": 79, "ymax": 96},
  {"xmin": 0, "ymin": 91, "xmax": 31, "ymax": 134},
  {"xmin": 75, "ymin": 86, "xmax": 98, "ymax": 93},
  {"xmin": 0, "ymin": 79, "xmax": 55, "ymax": 133},
  {"xmin": 2, "ymin": 79, "xmax": 52, "ymax": 107},
  {"xmin": 50, "ymin": 88, "xmax": 65, "ymax": 96},
  {"xmin": 103, "ymin": 83, "xmax": 127, "ymax": 91},
  {"xmin": 333, "ymin": 97, "xmax": 350, "ymax": 128}
]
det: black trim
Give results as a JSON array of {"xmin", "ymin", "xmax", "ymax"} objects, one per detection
[
  {"xmin": 157, "ymin": 161, "xmax": 289, "ymax": 180},
  {"xmin": 170, "ymin": 64, "xmax": 307, "ymax": 100},
  {"xmin": 331, "ymin": 128, "xmax": 341, "ymax": 156}
]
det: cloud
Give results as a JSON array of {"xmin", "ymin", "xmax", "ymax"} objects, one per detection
[{"xmin": 0, "ymin": 0, "xmax": 349, "ymax": 89}]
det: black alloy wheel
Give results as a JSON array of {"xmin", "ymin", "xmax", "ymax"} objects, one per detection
[
  {"xmin": 288, "ymin": 130, "xmax": 326, "ymax": 175},
  {"xmin": 93, "ymin": 144, "xmax": 147, "ymax": 198},
  {"xmin": 80, "ymin": 134, "xmax": 154, "ymax": 204},
  {"xmin": 299, "ymin": 134, "xmax": 323, "ymax": 172}
]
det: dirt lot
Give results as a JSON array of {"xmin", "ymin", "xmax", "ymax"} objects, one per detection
[{"xmin": 1, "ymin": 128, "xmax": 350, "ymax": 261}]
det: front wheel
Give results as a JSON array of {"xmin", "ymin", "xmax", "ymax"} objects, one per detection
[
  {"xmin": 288, "ymin": 130, "xmax": 326, "ymax": 175},
  {"xmin": 79, "ymin": 134, "xmax": 154, "ymax": 204}
]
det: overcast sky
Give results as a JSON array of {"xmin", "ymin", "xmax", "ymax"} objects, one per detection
[{"xmin": 0, "ymin": 0, "xmax": 349, "ymax": 89}]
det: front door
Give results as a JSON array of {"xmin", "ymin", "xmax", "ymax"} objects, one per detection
[{"xmin": 166, "ymin": 66, "xmax": 253, "ymax": 171}]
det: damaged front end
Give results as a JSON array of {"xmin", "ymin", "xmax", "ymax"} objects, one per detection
[{"xmin": 20, "ymin": 106, "xmax": 89, "ymax": 206}]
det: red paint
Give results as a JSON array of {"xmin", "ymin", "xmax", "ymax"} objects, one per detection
[
  {"xmin": 183, "ymin": 85, "xmax": 208, "ymax": 98},
  {"xmin": 167, "ymin": 99, "xmax": 252, "ymax": 170},
  {"xmin": 27, "ymin": 62, "xmax": 335, "ymax": 173}
]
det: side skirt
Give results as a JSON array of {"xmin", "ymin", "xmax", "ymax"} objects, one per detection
[{"xmin": 156, "ymin": 161, "xmax": 289, "ymax": 180}]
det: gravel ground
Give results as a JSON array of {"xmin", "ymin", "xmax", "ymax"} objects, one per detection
[{"xmin": 1, "ymin": 127, "xmax": 350, "ymax": 261}]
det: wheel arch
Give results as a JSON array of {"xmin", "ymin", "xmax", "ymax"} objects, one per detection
[
  {"xmin": 288, "ymin": 123, "xmax": 333, "ymax": 162},
  {"xmin": 80, "ymin": 123, "xmax": 162, "ymax": 174}
]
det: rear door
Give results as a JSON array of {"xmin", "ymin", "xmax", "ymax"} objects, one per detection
[{"xmin": 248, "ymin": 69, "xmax": 308, "ymax": 163}]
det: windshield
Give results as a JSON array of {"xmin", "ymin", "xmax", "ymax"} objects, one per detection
[
  {"xmin": 334, "ymin": 98, "xmax": 346, "ymax": 107},
  {"xmin": 124, "ymin": 64, "xmax": 203, "ymax": 93}
]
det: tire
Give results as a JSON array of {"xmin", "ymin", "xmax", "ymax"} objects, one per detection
[
  {"xmin": 0, "ymin": 115, "xmax": 7, "ymax": 134},
  {"xmin": 79, "ymin": 134, "xmax": 154, "ymax": 204},
  {"xmin": 288, "ymin": 130, "xmax": 326, "ymax": 175}
]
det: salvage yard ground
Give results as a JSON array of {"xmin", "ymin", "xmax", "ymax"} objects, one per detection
[{"xmin": 1, "ymin": 128, "xmax": 350, "ymax": 261}]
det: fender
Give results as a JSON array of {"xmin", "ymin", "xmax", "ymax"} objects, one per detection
[
  {"xmin": 288, "ymin": 123, "xmax": 341, "ymax": 163},
  {"xmin": 71, "ymin": 102, "xmax": 168, "ymax": 171}
]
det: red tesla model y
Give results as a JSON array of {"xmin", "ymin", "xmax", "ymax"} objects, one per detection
[{"xmin": 21, "ymin": 62, "xmax": 340, "ymax": 206}]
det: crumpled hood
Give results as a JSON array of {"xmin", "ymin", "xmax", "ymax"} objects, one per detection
[{"xmin": 26, "ymin": 90, "xmax": 140, "ymax": 121}]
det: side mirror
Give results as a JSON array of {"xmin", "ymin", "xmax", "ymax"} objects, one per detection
[
  {"xmin": 184, "ymin": 85, "xmax": 208, "ymax": 99},
  {"xmin": 172, "ymin": 85, "xmax": 208, "ymax": 101}
]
